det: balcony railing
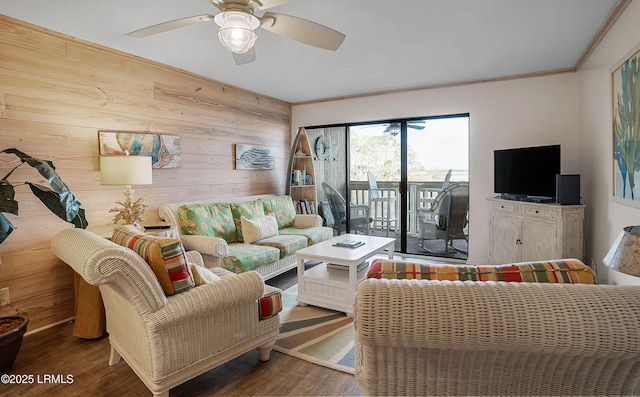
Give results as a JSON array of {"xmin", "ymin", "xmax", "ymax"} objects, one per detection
[{"xmin": 349, "ymin": 180, "xmax": 447, "ymax": 236}]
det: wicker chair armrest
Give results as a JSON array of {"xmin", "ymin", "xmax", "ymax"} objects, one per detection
[
  {"xmin": 149, "ymin": 271, "xmax": 265, "ymax": 327},
  {"xmin": 51, "ymin": 228, "xmax": 167, "ymax": 313},
  {"xmin": 179, "ymin": 235, "xmax": 228, "ymax": 257}
]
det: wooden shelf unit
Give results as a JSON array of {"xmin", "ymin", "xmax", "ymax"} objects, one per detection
[{"xmin": 287, "ymin": 127, "xmax": 317, "ymax": 214}]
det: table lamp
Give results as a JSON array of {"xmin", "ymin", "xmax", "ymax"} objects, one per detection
[
  {"xmin": 603, "ymin": 226, "xmax": 640, "ymax": 277},
  {"xmin": 100, "ymin": 155, "xmax": 152, "ymax": 226}
]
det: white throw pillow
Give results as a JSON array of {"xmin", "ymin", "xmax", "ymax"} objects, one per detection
[
  {"xmin": 241, "ymin": 214, "xmax": 279, "ymax": 243},
  {"xmin": 189, "ymin": 264, "xmax": 221, "ymax": 286}
]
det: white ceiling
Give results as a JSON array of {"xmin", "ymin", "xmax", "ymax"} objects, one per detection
[{"xmin": 0, "ymin": 0, "xmax": 621, "ymax": 103}]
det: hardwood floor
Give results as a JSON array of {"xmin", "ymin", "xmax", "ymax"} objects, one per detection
[{"xmin": 4, "ymin": 269, "xmax": 362, "ymax": 397}]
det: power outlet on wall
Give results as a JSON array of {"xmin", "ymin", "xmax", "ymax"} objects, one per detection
[{"xmin": 0, "ymin": 287, "xmax": 10, "ymax": 306}]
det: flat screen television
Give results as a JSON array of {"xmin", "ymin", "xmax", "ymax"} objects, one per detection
[{"xmin": 494, "ymin": 144, "xmax": 560, "ymax": 201}]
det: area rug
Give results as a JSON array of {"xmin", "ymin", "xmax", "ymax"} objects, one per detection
[{"xmin": 273, "ymin": 284, "xmax": 355, "ymax": 374}]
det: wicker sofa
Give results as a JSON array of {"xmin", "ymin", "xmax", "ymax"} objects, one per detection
[
  {"xmin": 355, "ymin": 259, "xmax": 640, "ymax": 396},
  {"xmin": 51, "ymin": 227, "xmax": 282, "ymax": 397},
  {"xmin": 159, "ymin": 194, "xmax": 333, "ymax": 279}
]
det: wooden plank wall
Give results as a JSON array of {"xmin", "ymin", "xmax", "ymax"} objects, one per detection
[{"xmin": 0, "ymin": 15, "xmax": 291, "ymax": 332}]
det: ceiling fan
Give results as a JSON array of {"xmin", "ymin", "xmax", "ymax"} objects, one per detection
[
  {"xmin": 384, "ymin": 121, "xmax": 426, "ymax": 136},
  {"xmin": 126, "ymin": 0, "xmax": 346, "ymax": 65}
]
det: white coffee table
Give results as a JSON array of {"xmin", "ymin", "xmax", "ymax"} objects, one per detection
[{"xmin": 295, "ymin": 234, "xmax": 395, "ymax": 315}]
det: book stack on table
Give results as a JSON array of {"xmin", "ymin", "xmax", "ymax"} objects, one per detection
[
  {"xmin": 332, "ymin": 239, "xmax": 365, "ymax": 249},
  {"xmin": 327, "ymin": 261, "xmax": 369, "ymax": 272}
]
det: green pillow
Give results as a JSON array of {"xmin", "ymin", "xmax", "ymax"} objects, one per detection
[
  {"xmin": 178, "ymin": 203, "xmax": 237, "ymax": 243},
  {"xmin": 230, "ymin": 200, "xmax": 265, "ymax": 242},
  {"xmin": 261, "ymin": 196, "xmax": 296, "ymax": 229}
]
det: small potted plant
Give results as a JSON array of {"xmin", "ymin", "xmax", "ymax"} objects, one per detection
[{"xmin": 0, "ymin": 148, "xmax": 88, "ymax": 373}]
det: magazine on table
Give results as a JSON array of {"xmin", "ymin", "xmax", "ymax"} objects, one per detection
[{"xmin": 332, "ymin": 239, "xmax": 365, "ymax": 248}]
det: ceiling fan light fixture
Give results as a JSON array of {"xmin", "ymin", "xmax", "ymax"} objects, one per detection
[
  {"xmin": 385, "ymin": 123, "xmax": 401, "ymax": 136},
  {"xmin": 215, "ymin": 11, "xmax": 259, "ymax": 54}
]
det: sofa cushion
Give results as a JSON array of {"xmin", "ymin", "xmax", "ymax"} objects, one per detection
[
  {"xmin": 252, "ymin": 234, "xmax": 308, "ymax": 259},
  {"xmin": 112, "ymin": 226, "xmax": 195, "ymax": 295},
  {"xmin": 279, "ymin": 226, "xmax": 333, "ymax": 245},
  {"xmin": 223, "ymin": 243, "xmax": 280, "ymax": 273},
  {"xmin": 241, "ymin": 214, "xmax": 279, "ymax": 244},
  {"xmin": 178, "ymin": 203, "xmax": 237, "ymax": 243},
  {"xmin": 231, "ymin": 201, "xmax": 265, "ymax": 242},
  {"xmin": 366, "ymin": 258, "xmax": 596, "ymax": 284},
  {"xmin": 260, "ymin": 196, "xmax": 297, "ymax": 229}
]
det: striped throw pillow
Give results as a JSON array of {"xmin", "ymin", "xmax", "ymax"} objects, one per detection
[{"xmin": 112, "ymin": 225, "xmax": 195, "ymax": 295}]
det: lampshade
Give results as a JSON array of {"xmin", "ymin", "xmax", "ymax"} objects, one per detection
[
  {"xmin": 603, "ymin": 226, "xmax": 640, "ymax": 277},
  {"xmin": 100, "ymin": 156, "xmax": 152, "ymax": 186},
  {"xmin": 214, "ymin": 11, "xmax": 259, "ymax": 53}
]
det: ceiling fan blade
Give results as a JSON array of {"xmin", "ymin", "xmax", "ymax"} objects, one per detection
[
  {"xmin": 233, "ymin": 47, "xmax": 256, "ymax": 65},
  {"xmin": 203, "ymin": 0, "xmax": 224, "ymax": 11},
  {"xmin": 260, "ymin": 12, "xmax": 345, "ymax": 51},
  {"xmin": 127, "ymin": 14, "xmax": 215, "ymax": 38},
  {"xmin": 253, "ymin": 0, "xmax": 290, "ymax": 9},
  {"xmin": 408, "ymin": 120, "xmax": 426, "ymax": 130}
]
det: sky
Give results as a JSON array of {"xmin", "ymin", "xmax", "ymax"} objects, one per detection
[{"xmin": 350, "ymin": 115, "xmax": 469, "ymax": 181}]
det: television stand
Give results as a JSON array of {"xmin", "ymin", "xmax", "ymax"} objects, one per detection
[{"xmin": 488, "ymin": 198, "xmax": 585, "ymax": 264}]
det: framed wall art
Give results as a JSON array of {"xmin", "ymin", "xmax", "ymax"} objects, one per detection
[
  {"xmin": 99, "ymin": 131, "xmax": 181, "ymax": 169},
  {"xmin": 611, "ymin": 41, "xmax": 640, "ymax": 206},
  {"xmin": 235, "ymin": 144, "xmax": 275, "ymax": 170}
]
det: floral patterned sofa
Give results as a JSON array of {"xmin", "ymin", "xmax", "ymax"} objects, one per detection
[{"xmin": 159, "ymin": 194, "xmax": 333, "ymax": 279}]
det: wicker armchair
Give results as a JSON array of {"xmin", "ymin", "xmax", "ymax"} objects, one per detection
[
  {"xmin": 354, "ymin": 278, "xmax": 640, "ymax": 396},
  {"xmin": 417, "ymin": 181, "xmax": 468, "ymax": 255},
  {"xmin": 322, "ymin": 181, "xmax": 370, "ymax": 235},
  {"xmin": 51, "ymin": 228, "xmax": 279, "ymax": 397}
]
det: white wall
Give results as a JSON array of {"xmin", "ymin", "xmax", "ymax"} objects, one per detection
[
  {"xmin": 578, "ymin": 0, "xmax": 640, "ymax": 285},
  {"xmin": 292, "ymin": 74, "xmax": 579, "ymax": 264}
]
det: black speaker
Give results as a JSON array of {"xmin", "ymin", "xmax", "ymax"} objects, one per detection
[{"xmin": 556, "ymin": 174, "xmax": 580, "ymax": 205}]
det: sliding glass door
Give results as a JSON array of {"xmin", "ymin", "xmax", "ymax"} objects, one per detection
[
  {"xmin": 405, "ymin": 116, "xmax": 469, "ymax": 257},
  {"xmin": 307, "ymin": 114, "xmax": 469, "ymax": 260},
  {"xmin": 349, "ymin": 114, "xmax": 469, "ymax": 259}
]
